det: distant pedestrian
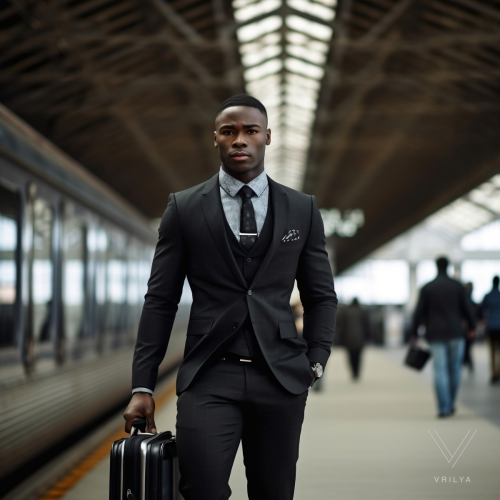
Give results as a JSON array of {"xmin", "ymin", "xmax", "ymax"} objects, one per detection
[
  {"xmin": 337, "ymin": 298, "xmax": 369, "ymax": 380},
  {"xmin": 463, "ymin": 283, "xmax": 480, "ymax": 373},
  {"xmin": 412, "ymin": 257, "xmax": 476, "ymax": 418},
  {"xmin": 481, "ymin": 276, "xmax": 500, "ymax": 384}
]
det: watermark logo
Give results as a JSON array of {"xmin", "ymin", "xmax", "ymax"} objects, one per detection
[{"xmin": 428, "ymin": 429, "xmax": 477, "ymax": 468}]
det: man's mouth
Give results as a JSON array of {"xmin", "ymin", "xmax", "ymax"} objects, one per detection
[{"xmin": 230, "ymin": 151, "xmax": 250, "ymax": 161}]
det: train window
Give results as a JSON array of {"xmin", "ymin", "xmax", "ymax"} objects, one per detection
[
  {"xmin": 0, "ymin": 185, "xmax": 21, "ymax": 378},
  {"xmin": 105, "ymin": 229, "xmax": 127, "ymax": 348},
  {"xmin": 126, "ymin": 241, "xmax": 141, "ymax": 340},
  {"xmin": 62, "ymin": 217, "xmax": 86, "ymax": 348},
  {"xmin": 32, "ymin": 199, "xmax": 53, "ymax": 344}
]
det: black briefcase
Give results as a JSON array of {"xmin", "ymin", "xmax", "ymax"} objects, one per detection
[
  {"xmin": 109, "ymin": 418, "xmax": 183, "ymax": 500},
  {"xmin": 404, "ymin": 344, "xmax": 431, "ymax": 371}
]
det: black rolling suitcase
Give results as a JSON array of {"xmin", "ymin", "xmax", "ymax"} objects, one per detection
[{"xmin": 110, "ymin": 418, "xmax": 183, "ymax": 500}]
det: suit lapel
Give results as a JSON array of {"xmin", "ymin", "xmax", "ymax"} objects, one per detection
[
  {"xmin": 250, "ymin": 177, "xmax": 287, "ymax": 289},
  {"xmin": 201, "ymin": 174, "xmax": 247, "ymax": 289}
]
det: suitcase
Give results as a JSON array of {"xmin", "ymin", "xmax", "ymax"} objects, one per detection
[{"xmin": 109, "ymin": 418, "xmax": 183, "ymax": 500}]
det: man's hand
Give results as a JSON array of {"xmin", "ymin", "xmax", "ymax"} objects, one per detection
[{"xmin": 123, "ymin": 393, "xmax": 157, "ymax": 434}]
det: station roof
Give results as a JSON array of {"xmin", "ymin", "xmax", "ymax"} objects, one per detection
[{"xmin": 1, "ymin": 0, "xmax": 500, "ymax": 273}]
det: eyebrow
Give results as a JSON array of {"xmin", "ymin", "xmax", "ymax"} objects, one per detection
[{"xmin": 219, "ymin": 123, "xmax": 262, "ymax": 129}]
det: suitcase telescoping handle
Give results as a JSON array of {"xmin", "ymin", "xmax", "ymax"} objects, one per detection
[{"xmin": 130, "ymin": 417, "xmax": 147, "ymax": 436}]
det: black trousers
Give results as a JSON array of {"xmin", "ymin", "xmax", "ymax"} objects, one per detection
[
  {"xmin": 347, "ymin": 347, "xmax": 362, "ymax": 379},
  {"xmin": 176, "ymin": 358, "xmax": 308, "ymax": 500}
]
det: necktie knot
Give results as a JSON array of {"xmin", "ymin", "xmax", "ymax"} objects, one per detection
[{"xmin": 238, "ymin": 185, "xmax": 254, "ymax": 200}]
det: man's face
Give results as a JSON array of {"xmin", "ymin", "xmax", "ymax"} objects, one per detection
[{"xmin": 214, "ymin": 106, "xmax": 271, "ymax": 179}]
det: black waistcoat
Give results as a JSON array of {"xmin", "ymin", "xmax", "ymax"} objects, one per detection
[{"xmin": 222, "ymin": 189, "xmax": 274, "ymax": 357}]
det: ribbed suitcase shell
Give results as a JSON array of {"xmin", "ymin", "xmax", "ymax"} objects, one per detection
[{"xmin": 109, "ymin": 431, "xmax": 182, "ymax": 500}]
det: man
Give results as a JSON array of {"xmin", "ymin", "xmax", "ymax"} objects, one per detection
[
  {"xmin": 123, "ymin": 95, "xmax": 337, "ymax": 500},
  {"xmin": 412, "ymin": 256, "xmax": 476, "ymax": 418},
  {"xmin": 481, "ymin": 276, "xmax": 500, "ymax": 383},
  {"xmin": 336, "ymin": 298, "xmax": 369, "ymax": 381}
]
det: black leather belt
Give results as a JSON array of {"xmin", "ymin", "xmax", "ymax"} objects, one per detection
[{"xmin": 221, "ymin": 352, "xmax": 253, "ymax": 363}]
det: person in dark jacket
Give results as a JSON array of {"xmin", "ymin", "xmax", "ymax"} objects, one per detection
[
  {"xmin": 336, "ymin": 298, "xmax": 369, "ymax": 380},
  {"xmin": 481, "ymin": 276, "xmax": 500, "ymax": 383},
  {"xmin": 412, "ymin": 257, "xmax": 476, "ymax": 418}
]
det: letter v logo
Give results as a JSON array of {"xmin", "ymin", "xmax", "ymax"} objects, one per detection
[{"xmin": 428, "ymin": 430, "xmax": 477, "ymax": 468}]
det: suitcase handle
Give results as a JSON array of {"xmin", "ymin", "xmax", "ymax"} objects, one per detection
[{"xmin": 131, "ymin": 418, "xmax": 147, "ymax": 436}]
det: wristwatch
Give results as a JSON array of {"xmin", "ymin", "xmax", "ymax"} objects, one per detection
[{"xmin": 310, "ymin": 361, "xmax": 324, "ymax": 379}]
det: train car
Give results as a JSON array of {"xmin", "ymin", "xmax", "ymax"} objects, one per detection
[{"xmin": 0, "ymin": 104, "xmax": 188, "ymax": 483}]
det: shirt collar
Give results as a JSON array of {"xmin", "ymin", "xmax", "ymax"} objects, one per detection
[{"xmin": 219, "ymin": 167, "xmax": 268, "ymax": 198}]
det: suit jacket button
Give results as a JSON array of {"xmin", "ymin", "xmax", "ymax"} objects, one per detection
[
  {"xmin": 247, "ymin": 290, "xmax": 252, "ymax": 296},
  {"xmin": 246, "ymin": 258, "xmax": 251, "ymax": 263}
]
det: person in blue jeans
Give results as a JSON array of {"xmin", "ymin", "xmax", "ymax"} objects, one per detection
[
  {"xmin": 481, "ymin": 276, "xmax": 500, "ymax": 383},
  {"xmin": 412, "ymin": 257, "xmax": 476, "ymax": 418}
]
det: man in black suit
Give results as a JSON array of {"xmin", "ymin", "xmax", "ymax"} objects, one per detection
[
  {"xmin": 123, "ymin": 95, "xmax": 337, "ymax": 500},
  {"xmin": 412, "ymin": 256, "xmax": 475, "ymax": 418}
]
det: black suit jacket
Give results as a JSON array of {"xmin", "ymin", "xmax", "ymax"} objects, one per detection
[
  {"xmin": 413, "ymin": 273, "xmax": 476, "ymax": 341},
  {"xmin": 132, "ymin": 173, "xmax": 337, "ymax": 395}
]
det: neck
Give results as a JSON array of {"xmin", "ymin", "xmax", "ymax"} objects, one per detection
[{"xmin": 221, "ymin": 164, "xmax": 264, "ymax": 184}]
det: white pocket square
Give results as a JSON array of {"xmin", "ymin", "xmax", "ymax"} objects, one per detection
[{"xmin": 282, "ymin": 229, "xmax": 300, "ymax": 243}]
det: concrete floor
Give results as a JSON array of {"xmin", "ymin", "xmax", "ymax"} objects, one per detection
[{"xmin": 58, "ymin": 345, "xmax": 500, "ymax": 500}]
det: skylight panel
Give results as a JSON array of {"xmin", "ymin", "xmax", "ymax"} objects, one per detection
[
  {"xmin": 285, "ymin": 57, "xmax": 324, "ymax": 80},
  {"xmin": 286, "ymin": 15, "xmax": 333, "ymax": 41},
  {"xmin": 241, "ymin": 45, "xmax": 282, "ymax": 67},
  {"xmin": 247, "ymin": 74, "xmax": 281, "ymax": 91},
  {"xmin": 286, "ymin": 73, "xmax": 321, "ymax": 90},
  {"xmin": 237, "ymin": 16, "xmax": 283, "ymax": 42},
  {"xmin": 244, "ymin": 58, "xmax": 283, "ymax": 81},
  {"xmin": 461, "ymin": 220, "xmax": 500, "ymax": 251},
  {"xmin": 234, "ymin": 0, "xmax": 281, "ymax": 22},
  {"xmin": 315, "ymin": 0, "xmax": 337, "ymax": 6},
  {"xmin": 426, "ymin": 199, "xmax": 493, "ymax": 237},
  {"xmin": 287, "ymin": 0, "xmax": 336, "ymax": 21},
  {"xmin": 285, "ymin": 83, "xmax": 317, "ymax": 99},
  {"xmin": 287, "ymin": 44, "xmax": 327, "ymax": 65}
]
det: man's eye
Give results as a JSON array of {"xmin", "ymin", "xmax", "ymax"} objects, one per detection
[{"xmin": 247, "ymin": 130, "xmax": 257, "ymax": 134}]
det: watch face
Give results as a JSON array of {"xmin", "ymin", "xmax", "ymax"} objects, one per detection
[{"xmin": 313, "ymin": 363, "xmax": 323, "ymax": 378}]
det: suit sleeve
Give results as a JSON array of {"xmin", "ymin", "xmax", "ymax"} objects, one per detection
[
  {"xmin": 132, "ymin": 193, "xmax": 187, "ymax": 392},
  {"xmin": 296, "ymin": 195, "xmax": 338, "ymax": 368}
]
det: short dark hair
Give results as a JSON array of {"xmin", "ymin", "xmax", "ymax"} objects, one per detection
[
  {"xmin": 436, "ymin": 256, "xmax": 449, "ymax": 273},
  {"xmin": 216, "ymin": 94, "xmax": 267, "ymax": 121},
  {"xmin": 494, "ymin": 276, "xmax": 499, "ymax": 287}
]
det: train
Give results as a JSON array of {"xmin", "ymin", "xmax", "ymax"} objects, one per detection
[{"xmin": 0, "ymin": 104, "xmax": 188, "ymax": 483}]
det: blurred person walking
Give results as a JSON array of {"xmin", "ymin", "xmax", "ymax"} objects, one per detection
[
  {"xmin": 412, "ymin": 257, "xmax": 476, "ymax": 418},
  {"xmin": 463, "ymin": 282, "xmax": 480, "ymax": 373},
  {"xmin": 481, "ymin": 276, "xmax": 500, "ymax": 383},
  {"xmin": 337, "ymin": 298, "xmax": 369, "ymax": 380}
]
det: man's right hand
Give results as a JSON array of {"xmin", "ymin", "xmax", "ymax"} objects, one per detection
[{"xmin": 123, "ymin": 392, "xmax": 157, "ymax": 434}]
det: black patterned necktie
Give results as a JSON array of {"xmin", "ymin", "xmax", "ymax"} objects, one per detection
[{"xmin": 237, "ymin": 185, "xmax": 257, "ymax": 251}]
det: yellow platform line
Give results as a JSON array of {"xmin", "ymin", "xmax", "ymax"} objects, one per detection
[{"xmin": 38, "ymin": 380, "xmax": 177, "ymax": 500}]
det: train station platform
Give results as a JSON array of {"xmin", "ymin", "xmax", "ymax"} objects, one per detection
[{"xmin": 15, "ymin": 345, "xmax": 500, "ymax": 500}]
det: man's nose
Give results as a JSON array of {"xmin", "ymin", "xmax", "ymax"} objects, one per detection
[{"xmin": 232, "ymin": 133, "xmax": 247, "ymax": 147}]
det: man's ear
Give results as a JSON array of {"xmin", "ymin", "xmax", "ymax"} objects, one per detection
[
  {"xmin": 214, "ymin": 131, "xmax": 218, "ymax": 148},
  {"xmin": 266, "ymin": 128, "xmax": 271, "ymax": 146}
]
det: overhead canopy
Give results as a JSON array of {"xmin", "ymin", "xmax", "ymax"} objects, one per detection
[{"xmin": 1, "ymin": 0, "xmax": 500, "ymax": 273}]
